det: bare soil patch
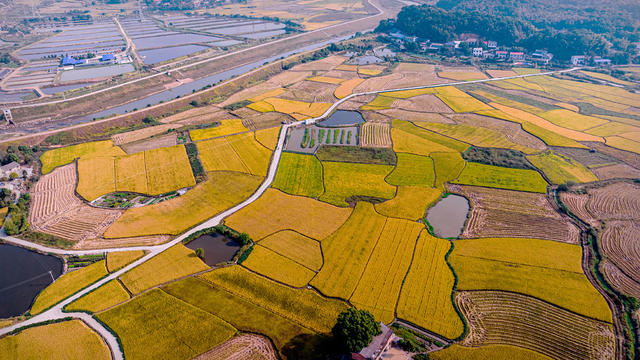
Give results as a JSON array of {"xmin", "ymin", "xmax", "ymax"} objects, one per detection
[
  {"xmin": 377, "ymin": 109, "xmax": 454, "ymax": 123},
  {"xmin": 290, "ymin": 55, "xmax": 347, "ymax": 72},
  {"xmin": 279, "ymin": 80, "xmax": 338, "ymax": 103}
]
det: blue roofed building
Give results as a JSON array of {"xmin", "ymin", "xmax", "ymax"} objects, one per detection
[{"xmin": 101, "ymin": 54, "xmax": 115, "ymax": 61}]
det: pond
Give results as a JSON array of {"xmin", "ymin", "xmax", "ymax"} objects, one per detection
[
  {"xmin": 0, "ymin": 244, "xmax": 63, "ymax": 318},
  {"xmin": 425, "ymin": 194, "xmax": 470, "ymax": 238},
  {"xmin": 318, "ymin": 110, "xmax": 365, "ymax": 127},
  {"xmin": 185, "ymin": 233, "xmax": 241, "ymax": 266}
]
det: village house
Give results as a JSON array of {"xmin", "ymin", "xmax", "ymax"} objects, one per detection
[
  {"xmin": 593, "ymin": 56, "xmax": 612, "ymax": 66},
  {"xmin": 530, "ymin": 50, "xmax": 553, "ymax": 64},
  {"xmin": 0, "ymin": 162, "xmax": 20, "ymax": 178},
  {"xmin": 509, "ymin": 51, "xmax": 525, "ymax": 61},
  {"xmin": 472, "ymin": 47, "xmax": 483, "ymax": 57},
  {"xmin": 358, "ymin": 323, "xmax": 395, "ymax": 360},
  {"xmin": 571, "ymin": 55, "xmax": 588, "ymax": 66},
  {"xmin": 495, "ymin": 50, "xmax": 508, "ymax": 60}
]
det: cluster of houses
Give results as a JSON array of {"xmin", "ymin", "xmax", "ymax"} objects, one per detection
[
  {"xmin": 0, "ymin": 161, "xmax": 33, "ymax": 201},
  {"xmin": 385, "ymin": 31, "xmax": 613, "ymax": 66},
  {"xmin": 60, "ymin": 52, "xmax": 129, "ymax": 70}
]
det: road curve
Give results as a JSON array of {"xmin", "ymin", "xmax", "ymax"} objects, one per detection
[{"xmin": 0, "ymin": 66, "xmax": 583, "ymax": 360}]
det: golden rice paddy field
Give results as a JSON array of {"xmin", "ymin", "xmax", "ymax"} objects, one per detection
[{"xmin": 15, "ymin": 54, "xmax": 640, "ymax": 359}]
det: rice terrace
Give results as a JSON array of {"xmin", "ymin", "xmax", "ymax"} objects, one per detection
[{"xmin": 0, "ymin": 0, "xmax": 639, "ymax": 359}]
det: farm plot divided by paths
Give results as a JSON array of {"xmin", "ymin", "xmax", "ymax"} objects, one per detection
[{"xmin": 3, "ymin": 67, "xmax": 636, "ymax": 360}]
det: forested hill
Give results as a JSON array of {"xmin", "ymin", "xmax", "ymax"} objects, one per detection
[{"xmin": 376, "ymin": 0, "xmax": 640, "ymax": 62}]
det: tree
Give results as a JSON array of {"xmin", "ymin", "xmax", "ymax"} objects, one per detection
[
  {"xmin": 238, "ymin": 232, "xmax": 251, "ymax": 246},
  {"xmin": 9, "ymin": 172, "xmax": 18, "ymax": 180},
  {"xmin": 195, "ymin": 248, "xmax": 204, "ymax": 259},
  {"xmin": 332, "ymin": 308, "xmax": 381, "ymax": 352}
]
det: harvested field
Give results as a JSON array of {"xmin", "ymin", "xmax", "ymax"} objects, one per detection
[
  {"xmin": 120, "ymin": 133, "xmax": 178, "ymax": 154},
  {"xmin": 350, "ymin": 218, "xmax": 424, "ymax": 323},
  {"xmin": 164, "ymin": 277, "xmax": 312, "ymax": 352},
  {"xmin": 0, "ymin": 320, "xmax": 110, "ymax": 360},
  {"xmin": 190, "ymin": 119, "xmax": 249, "ymax": 141},
  {"xmin": 31, "ymin": 261, "xmax": 108, "ymax": 315},
  {"xmin": 74, "ymin": 235, "xmax": 172, "ymax": 250},
  {"xmin": 334, "ymin": 78, "xmax": 365, "ymax": 99},
  {"xmin": 40, "ymin": 140, "xmax": 125, "ymax": 174},
  {"xmin": 416, "ymin": 122, "xmax": 535, "ymax": 154},
  {"xmin": 65, "ymin": 280, "xmax": 130, "ymax": 313},
  {"xmin": 360, "ymin": 122, "xmax": 391, "ymax": 148},
  {"xmin": 449, "ymin": 113, "xmax": 547, "ymax": 151},
  {"xmin": 29, "ymin": 164, "xmax": 122, "ymax": 242},
  {"xmin": 527, "ymin": 151, "xmax": 598, "ymax": 184},
  {"xmin": 197, "ymin": 137, "xmax": 250, "ymax": 173},
  {"xmin": 587, "ymin": 182, "xmax": 640, "ymax": 220},
  {"xmin": 559, "ymin": 192, "xmax": 597, "ymax": 226},
  {"xmin": 278, "ymin": 80, "xmax": 338, "ymax": 104},
  {"xmin": 272, "ymin": 152, "xmax": 324, "ymax": 198},
  {"xmin": 599, "ymin": 220, "xmax": 640, "ymax": 283},
  {"xmin": 386, "ymin": 153, "xmax": 435, "ymax": 187},
  {"xmin": 227, "ymin": 132, "xmax": 273, "ymax": 176},
  {"xmin": 432, "ymin": 152, "xmax": 466, "ymax": 189},
  {"xmin": 353, "ymin": 73, "xmax": 404, "ymax": 93},
  {"xmin": 551, "ymin": 146, "xmax": 619, "ymax": 168},
  {"xmin": 243, "ymin": 112, "xmax": 290, "ymax": 131},
  {"xmin": 311, "ymin": 202, "xmax": 387, "ymax": 299},
  {"xmin": 201, "ymin": 266, "xmax": 349, "ymax": 333},
  {"xmin": 195, "ymin": 334, "xmax": 278, "ymax": 360},
  {"xmin": 593, "ymin": 164, "xmax": 640, "ymax": 180},
  {"xmin": 319, "ymin": 161, "xmax": 396, "ymax": 207},
  {"xmin": 242, "ymin": 245, "xmax": 316, "ymax": 287},
  {"xmin": 105, "ymin": 172, "xmax": 262, "ymax": 238},
  {"xmin": 262, "ymin": 98, "xmax": 332, "ymax": 118},
  {"xmin": 453, "ymin": 162, "xmax": 548, "ymax": 193},
  {"xmin": 106, "ymin": 250, "xmax": 146, "ymax": 272},
  {"xmin": 258, "ymin": 230, "xmax": 322, "ymax": 270},
  {"xmin": 397, "ymin": 232, "xmax": 463, "ymax": 339},
  {"xmin": 112, "ymin": 124, "xmax": 182, "ymax": 145},
  {"xmin": 391, "ymin": 94, "xmax": 453, "ymax": 113},
  {"xmin": 450, "ymin": 238, "xmax": 612, "ymax": 322},
  {"xmin": 601, "ymin": 260, "xmax": 640, "ymax": 298},
  {"xmin": 431, "ymin": 344, "xmax": 551, "ymax": 360},
  {"xmin": 378, "ymin": 109, "xmax": 453, "ymax": 123},
  {"xmin": 450, "ymin": 184, "xmax": 579, "ymax": 243},
  {"xmin": 438, "ymin": 71, "xmax": 488, "ymax": 81},
  {"xmin": 290, "ymin": 55, "xmax": 347, "ymax": 71},
  {"xmin": 119, "ymin": 244, "xmax": 208, "ymax": 294},
  {"xmin": 375, "ymin": 186, "xmax": 442, "ymax": 220},
  {"xmin": 254, "ymin": 127, "xmax": 280, "ymax": 150},
  {"xmin": 486, "ymin": 69, "xmax": 518, "ymax": 78},
  {"xmin": 98, "ymin": 289, "xmax": 236, "ymax": 360},
  {"xmin": 225, "ymin": 188, "xmax": 352, "ymax": 240},
  {"xmin": 457, "ymin": 290, "xmax": 614, "ymax": 360},
  {"xmin": 582, "ymin": 141, "xmax": 640, "ymax": 169},
  {"xmin": 160, "ymin": 105, "xmax": 230, "ymax": 123}
]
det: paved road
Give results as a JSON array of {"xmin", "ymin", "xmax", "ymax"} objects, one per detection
[{"xmin": 0, "ymin": 66, "xmax": 582, "ymax": 359}]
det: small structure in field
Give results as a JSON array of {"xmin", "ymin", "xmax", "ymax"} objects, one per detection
[{"xmin": 359, "ymin": 322, "xmax": 394, "ymax": 360}]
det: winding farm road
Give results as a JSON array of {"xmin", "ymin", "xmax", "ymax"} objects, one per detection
[{"xmin": 0, "ymin": 66, "xmax": 583, "ymax": 359}]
